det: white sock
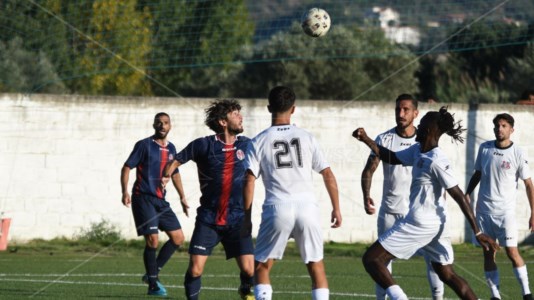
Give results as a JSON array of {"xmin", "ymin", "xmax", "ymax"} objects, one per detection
[
  {"xmin": 254, "ymin": 284, "xmax": 272, "ymax": 300},
  {"xmin": 386, "ymin": 285, "xmax": 408, "ymax": 300},
  {"xmin": 513, "ymin": 265, "xmax": 531, "ymax": 295},
  {"xmin": 311, "ymin": 288, "xmax": 329, "ymax": 300},
  {"xmin": 485, "ymin": 270, "xmax": 501, "ymax": 299},
  {"xmin": 375, "ymin": 284, "xmax": 387, "ymax": 300}
]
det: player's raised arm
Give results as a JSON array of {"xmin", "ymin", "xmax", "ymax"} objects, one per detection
[{"xmin": 353, "ymin": 128, "xmax": 402, "ymax": 165}]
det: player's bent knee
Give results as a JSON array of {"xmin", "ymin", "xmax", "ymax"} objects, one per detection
[
  {"xmin": 188, "ymin": 266, "xmax": 204, "ymax": 277},
  {"xmin": 362, "ymin": 252, "xmax": 380, "ymax": 272}
]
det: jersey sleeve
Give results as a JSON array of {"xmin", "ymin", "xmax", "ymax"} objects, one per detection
[
  {"xmin": 175, "ymin": 138, "xmax": 206, "ymax": 164},
  {"xmin": 518, "ymin": 148, "xmax": 531, "ymax": 180},
  {"xmin": 431, "ymin": 157, "xmax": 458, "ymax": 189},
  {"xmin": 395, "ymin": 144, "xmax": 417, "ymax": 166},
  {"xmin": 124, "ymin": 140, "xmax": 145, "ymax": 169},
  {"xmin": 244, "ymin": 140, "xmax": 260, "ymax": 178}
]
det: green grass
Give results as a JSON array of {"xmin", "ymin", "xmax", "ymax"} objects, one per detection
[{"xmin": 0, "ymin": 240, "xmax": 532, "ymax": 299}]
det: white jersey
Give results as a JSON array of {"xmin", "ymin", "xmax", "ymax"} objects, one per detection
[
  {"xmin": 474, "ymin": 141, "xmax": 531, "ymax": 215},
  {"xmin": 373, "ymin": 128, "xmax": 416, "ymax": 214},
  {"xmin": 245, "ymin": 124, "xmax": 329, "ymax": 205},
  {"xmin": 396, "ymin": 145, "xmax": 458, "ymax": 226}
]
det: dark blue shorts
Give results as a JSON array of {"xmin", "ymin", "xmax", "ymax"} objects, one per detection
[
  {"xmin": 131, "ymin": 194, "xmax": 181, "ymax": 236},
  {"xmin": 188, "ymin": 220, "xmax": 253, "ymax": 259}
]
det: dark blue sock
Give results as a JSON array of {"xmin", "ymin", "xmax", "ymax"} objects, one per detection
[
  {"xmin": 143, "ymin": 246, "xmax": 158, "ymax": 289},
  {"xmin": 239, "ymin": 271, "xmax": 253, "ymax": 294},
  {"xmin": 184, "ymin": 271, "xmax": 201, "ymax": 300},
  {"xmin": 156, "ymin": 240, "xmax": 178, "ymax": 271}
]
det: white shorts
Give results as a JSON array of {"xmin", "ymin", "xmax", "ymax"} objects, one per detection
[
  {"xmin": 477, "ymin": 213, "xmax": 518, "ymax": 247},
  {"xmin": 377, "ymin": 211, "xmax": 406, "ymax": 236},
  {"xmin": 254, "ymin": 201, "xmax": 323, "ymax": 264},
  {"xmin": 379, "ymin": 219, "xmax": 454, "ymax": 264}
]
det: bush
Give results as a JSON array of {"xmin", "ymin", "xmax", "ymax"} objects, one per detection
[{"xmin": 75, "ymin": 219, "xmax": 122, "ymax": 246}]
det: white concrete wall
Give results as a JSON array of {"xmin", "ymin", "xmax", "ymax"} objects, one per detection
[{"xmin": 1, "ymin": 94, "xmax": 533, "ymax": 244}]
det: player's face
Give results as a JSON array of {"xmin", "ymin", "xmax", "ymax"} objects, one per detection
[
  {"xmin": 225, "ymin": 109, "xmax": 244, "ymax": 135},
  {"xmin": 153, "ymin": 115, "xmax": 171, "ymax": 139},
  {"xmin": 395, "ymin": 100, "xmax": 418, "ymax": 129},
  {"xmin": 493, "ymin": 119, "xmax": 513, "ymax": 142}
]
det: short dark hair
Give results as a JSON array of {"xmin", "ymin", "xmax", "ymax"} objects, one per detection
[
  {"xmin": 204, "ymin": 99, "xmax": 241, "ymax": 133},
  {"xmin": 154, "ymin": 112, "xmax": 170, "ymax": 122},
  {"xmin": 268, "ymin": 86, "xmax": 296, "ymax": 113},
  {"xmin": 493, "ymin": 113, "xmax": 514, "ymax": 128},
  {"xmin": 395, "ymin": 94, "xmax": 418, "ymax": 109}
]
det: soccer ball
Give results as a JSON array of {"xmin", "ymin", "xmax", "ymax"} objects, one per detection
[{"xmin": 301, "ymin": 8, "xmax": 331, "ymax": 37}]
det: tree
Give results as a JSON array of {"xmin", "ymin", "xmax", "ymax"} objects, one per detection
[
  {"xmin": 74, "ymin": 0, "xmax": 153, "ymax": 95},
  {"xmin": 447, "ymin": 21, "xmax": 528, "ymax": 93},
  {"xmin": 230, "ymin": 24, "xmax": 419, "ymax": 101},
  {"xmin": 145, "ymin": 0, "xmax": 255, "ymax": 97},
  {"xmin": 506, "ymin": 42, "xmax": 534, "ymax": 100},
  {"xmin": 0, "ymin": 37, "xmax": 67, "ymax": 94}
]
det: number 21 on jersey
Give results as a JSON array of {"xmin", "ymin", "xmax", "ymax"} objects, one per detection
[{"xmin": 273, "ymin": 138, "xmax": 302, "ymax": 168}]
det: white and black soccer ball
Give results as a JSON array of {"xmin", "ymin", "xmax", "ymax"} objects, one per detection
[{"xmin": 301, "ymin": 8, "xmax": 331, "ymax": 37}]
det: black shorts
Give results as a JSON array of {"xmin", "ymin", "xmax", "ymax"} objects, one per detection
[
  {"xmin": 188, "ymin": 220, "xmax": 253, "ymax": 259},
  {"xmin": 131, "ymin": 194, "xmax": 181, "ymax": 236}
]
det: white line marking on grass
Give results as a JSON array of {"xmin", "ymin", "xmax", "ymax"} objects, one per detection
[
  {"xmin": 28, "ymin": 240, "xmax": 124, "ymax": 298},
  {"xmin": 0, "ymin": 277, "xmax": 465, "ymax": 299}
]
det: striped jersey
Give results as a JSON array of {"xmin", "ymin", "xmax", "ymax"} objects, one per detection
[
  {"xmin": 175, "ymin": 135, "xmax": 250, "ymax": 226},
  {"xmin": 474, "ymin": 141, "xmax": 531, "ymax": 215},
  {"xmin": 124, "ymin": 136, "xmax": 177, "ymax": 199}
]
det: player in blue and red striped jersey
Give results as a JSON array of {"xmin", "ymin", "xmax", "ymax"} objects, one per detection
[
  {"xmin": 121, "ymin": 112, "xmax": 189, "ymax": 296},
  {"xmin": 162, "ymin": 100, "xmax": 254, "ymax": 300}
]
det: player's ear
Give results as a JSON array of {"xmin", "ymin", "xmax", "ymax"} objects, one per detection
[
  {"xmin": 218, "ymin": 119, "xmax": 227, "ymax": 128},
  {"xmin": 290, "ymin": 105, "xmax": 295, "ymax": 114}
]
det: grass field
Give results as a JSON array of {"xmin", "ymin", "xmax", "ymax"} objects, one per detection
[{"xmin": 0, "ymin": 240, "xmax": 532, "ymax": 299}]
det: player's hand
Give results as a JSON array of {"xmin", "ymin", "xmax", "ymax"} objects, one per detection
[
  {"xmin": 180, "ymin": 198, "xmax": 190, "ymax": 217},
  {"xmin": 352, "ymin": 128, "xmax": 368, "ymax": 141},
  {"xmin": 476, "ymin": 233, "xmax": 500, "ymax": 252},
  {"xmin": 529, "ymin": 214, "xmax": 534, "ymax": 232},
  {"xmin": 122, "ymin": 192, "xmax": 131, "ymax": 207},
  {"xmin": 331, "ymin": 210, "xmax": 342, "ymax": 228},
  {"xmin": 161, "ymin": 175, "xmax": 170, "ymax": 189},
  {"xmin": 364, "ymin": 197, "xmax": 376, "ymax": 215}
]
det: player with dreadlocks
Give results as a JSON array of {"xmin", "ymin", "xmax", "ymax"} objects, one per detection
[{"xmin": 353, "ymin": 107, "xmax": 499, "ymax": 300}]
